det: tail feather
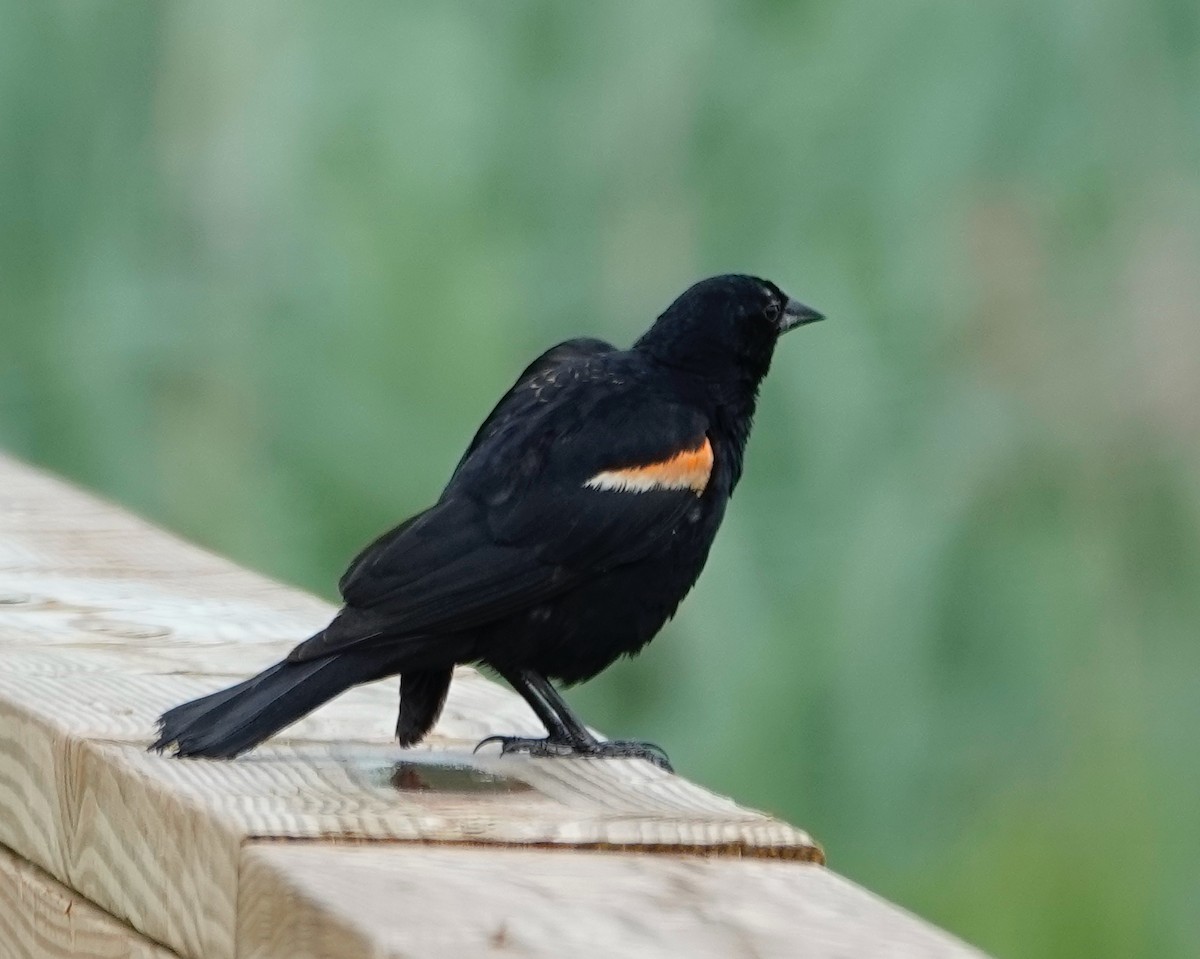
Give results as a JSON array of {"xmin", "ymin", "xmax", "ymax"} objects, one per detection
[
  {"xmin": 396, "ymin": 669, "xmax": 453, "ymax": 746},
  {"xmin": 151, "ymin": 656, "xmax": 364, "ymax": 759}
]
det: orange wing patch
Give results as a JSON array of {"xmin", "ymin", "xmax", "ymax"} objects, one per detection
[{"xmin": 584, "ymin": 438, "xmax": 714, "ymax": 496}]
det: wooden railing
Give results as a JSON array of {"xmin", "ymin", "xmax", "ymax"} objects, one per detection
[{"xmin": 0, "ymin": 453, "xmax": 985, "ymax": 958}]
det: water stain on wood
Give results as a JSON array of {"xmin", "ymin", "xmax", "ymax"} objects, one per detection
[{"xmin": 385, "ymin": 758, "xmax": 535, "ymax": 795}]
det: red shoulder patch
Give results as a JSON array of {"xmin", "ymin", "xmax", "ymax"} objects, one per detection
[{"xmin": 584, "ymin": 438, "xmax": 713, "ymax": 496}]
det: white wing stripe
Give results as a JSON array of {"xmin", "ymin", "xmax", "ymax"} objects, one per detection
[{"xmin": 585, "ymin": 471, "xmax": 699, "ymax": 493}]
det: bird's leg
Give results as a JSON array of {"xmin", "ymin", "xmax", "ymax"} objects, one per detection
[
  {"xmin": 475, "ymin": 668, "xmax": 673, "ymax": 772},
  {"xmin": 500, "ymin": 668, "xmax": 582, "ymax": 744},
  {"xmin": 529, "ymin": 672, "xmax": 673, "ymax": 771},
  {"xmin": 519, "ymin": 671, "xmax": 594, "ymax": 744},
  {"xmin": 474, "ymin": 667, "xmax": 585, "ymax": 759}
]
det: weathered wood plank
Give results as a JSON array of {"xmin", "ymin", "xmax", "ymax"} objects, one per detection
[
  {"xmin": 0, "ymin": 454, "xmax": 842, "ymax": 959},
  {"xmin": 0, "ymin": 841, "xmax": 178, "ymax": 959},
  {"xmin": 0, "ymin": 681, "xmax": 814, "ymax": 959},
  {"xmin": 237, "ymin": 844, "xmax": 986, "ymax": 959}
]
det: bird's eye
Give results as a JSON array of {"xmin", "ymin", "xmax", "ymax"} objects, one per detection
[{"xmin": 763, "ymin": 300, "xmax": 781, "ymax": 323}]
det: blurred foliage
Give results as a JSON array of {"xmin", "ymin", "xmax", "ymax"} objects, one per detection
[{"xmin": 3, "ymin": 2, "xmax": 1199, "ymax": 955}]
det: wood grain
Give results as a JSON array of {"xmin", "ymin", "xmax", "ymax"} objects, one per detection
[
  {"xmin": 238, "ymin": 844, "xmax": 987, "ymax": 959},
  {"xmin": 0, "ymin": 683, "xmax": 816, "ymax": 959},
  {"xmin": 0, "ymin": 454, "xmax": 848, "ymax": 959},
  {"xmin": 0, "ymin": 841, "xmax": 178, "ymax": 959}
]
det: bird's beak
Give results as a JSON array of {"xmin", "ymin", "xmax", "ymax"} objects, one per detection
[{"xmin": 779, "ymin": 297, "xmax": 825, "ymax": 333}]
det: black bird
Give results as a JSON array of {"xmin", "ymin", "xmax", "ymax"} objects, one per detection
[{"xmin": 152, "ymin": 275, "xmax": 823, "ymax": 771}]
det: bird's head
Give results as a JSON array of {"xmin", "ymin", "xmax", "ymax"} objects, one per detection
[{"xmin": 634, "ymin": 274, "xmax": 823, "ymax": 388}]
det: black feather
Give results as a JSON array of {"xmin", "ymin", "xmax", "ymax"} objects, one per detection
[
  {"xmin": 396, "ymin": 669, "xmax": 454, "ymax": 746},
  {"xmin": 153, "ymin": 275, "xmax": 820, "ymax": 760}
]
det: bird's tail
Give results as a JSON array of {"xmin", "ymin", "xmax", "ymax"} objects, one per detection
[{"xmin": 150, "ymin": 655, "xmax": 370, "ymax": 759}]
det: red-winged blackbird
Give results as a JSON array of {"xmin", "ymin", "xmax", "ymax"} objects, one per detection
[{"xmin": 153, "ymin": 275, "xmax": 823, "ymax": 771}]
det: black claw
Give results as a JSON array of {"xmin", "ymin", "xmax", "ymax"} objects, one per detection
[
  {"xmin": 589, "ymin": 739, "xmax": 674, "ymax": 773},
  {"xmin": 472, "ymin": 735, "xmax": 504, "ymax": 754},
  {"xmin": 473, "ymin": 735, "xmax": 576, "ymax": 759},
  {"xmin": 473, "ymin": 735, "xmax": 673, "ymax": 773}
]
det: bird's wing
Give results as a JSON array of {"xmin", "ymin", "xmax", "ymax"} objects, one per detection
[
  {"xmin": 449, "ymin": 337, "xmax": 617, "ymax": 479},
  {"xmin": 290, "ymin": 371, "xmax": 712, "ymax": 661},
  {"xmin": 335, "ymin": 338, "xmax": 618, "ymax": 599}
]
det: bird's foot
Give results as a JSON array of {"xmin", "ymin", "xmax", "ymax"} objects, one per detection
[
  {"xmin": 473, "ymin": 735, "xmax": 579, "ymax": 760},
  {"xmin": 473, "ymin": 735, "xmax": 673, "ymax": 773},
  {"xmin": 578, "ymin": 739, "xmax": 674, "ymax": 773}
]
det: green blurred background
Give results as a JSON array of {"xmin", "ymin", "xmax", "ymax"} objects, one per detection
[{"xmin": 3, "ymin": 3, "xmax": 1199, "ymax": 955}]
